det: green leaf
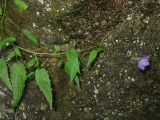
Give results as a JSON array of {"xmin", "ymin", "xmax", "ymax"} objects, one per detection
[
  {"xmin": 14, "ymin": 47, "xmax": 21, "ymax": 57},
  {"xmin": 10, "ymin": 62, "xmax": 26, "ymax": 109},
  {"xmin": 53, "ymin": 45, "xmax": 60, "ymax": 52},
  {"xmin": 7, "ymin": 51, "xmax": 16, "ymax": 60},
  {"xmin": 0, "ymin": 7, "xmax": 2, "ymax": 16},
  {"xmin": 64, "ymin": 49, "xmax": 80, "ymax": 82},
  {"xmin": 70, "ymin": 40, "xmax": 76, "ymax": 48},
  {"xmin": 74, "ymin": 75, "xmax": 80, "ymax": 88},
  {"xmin": 14, "ymin": 0, "xmax": 28, "ymax": 11},
  {"xmin": 86, "ymin": 47, "xmax": 102, "ymax": 68},
  {"xmin": 26, "ymin": 71, "xmax": 34, "ymax": 79},
  {"xmin": 35, "ymin": 68, "xmax": 53, "ymax": 110},
  {"xmin": 7, "ymin": 47, "xmax": 21, "ymax": 60},
  {"xmin": 57, "ymin": 60, "xmax": 63, "ymax": 68},
  {"xmin": 50, "ymin": 2, "xmax": 58, "ymax": 16},
  {"xmin": 21, "ymin": 29, "xmax": 39, "ymax": 46},
  {"xmin": 27, "ymin": 58, "xmax": 38, "ymax": 68},
  {"xmin": 0, "ymin": 59, "xmax": 12, "ymax": 91},
  {"xmin": 0, "ymin": 37, "xmax": 16, "ymax": 48}
]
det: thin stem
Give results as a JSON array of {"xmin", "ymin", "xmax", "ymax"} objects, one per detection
[
  {"xmin": 6, "ymin": 16, "xmax": 20, "ymax": 30},
  {"xmin": 1, "ymin": 0, "xmax": 7, "ymax": 38},
  {"xmin": 16, "ymin": 46, "xmax": 65, "ymax": 57}
]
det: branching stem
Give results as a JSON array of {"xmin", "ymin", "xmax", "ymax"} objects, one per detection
[
  {"xmin": 15, "ymin": 45, "xmax": 95, "ymax": 58},
  {"xmin": 1, "ymin": 1, "xmax": 95, "ymax": 58}
]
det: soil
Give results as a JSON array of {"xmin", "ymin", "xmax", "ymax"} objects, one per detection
[{"xmin": 0, "ymin": 0, "xmax": 160, "ymax": 120}]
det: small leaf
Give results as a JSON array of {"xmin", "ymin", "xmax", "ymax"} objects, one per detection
[
  {"xmin": 70, "ymin": 40, "xmax": 76, "ymax": 48},
  {"xmin": 50, "ymin": 3, "xmax": 58, "ymax": 16},
  {"xmin": 74, "ymin": 75, "xmax": 80, "ymax": 88},
  {"xmin": 14, "ymin": 47, "xmax": 21, "ymax": 57},
  {"xmin": 64, "ymin": 49, "xmax": 80, "ymax": 82},
  {"xmin": 7, "ymin": 51, "xmax": 16, "ymax": 60},
  {"xmin": 21, "ymin": 29, "xmax": 39, "ymax": 46},
  {"xmin": 27, "ymin": 58, "xmax": 38, "ymax": 68},
  {"xmin": 95, "ymin": 47, "xmax": 103, "ymax": 52},
  {"xmin": 86, "ymin": 47, "xmax": 102, "ymax": 68},
  {"xmin": 57, "ymin": 60, "xmax": 63, "ymax": 68},
  {"xmin": 53, "ymin": 45, "xmax": 60, "ymax": 52},
  {"xmin": 35, "ymin": 68, "xmax": 53, "ymax": 110},
  {"xmin": 0, "ymin": 37, "xmax": 16, "ymax": 48},
  {"xmin": 0, "ymin": 59, "xmax": 12, "ymax": 91},
  {"xmin": 0, "ymin": 7, "xmax": 2, "ymax": 16},
  {"xmin": 14, "ymin": 0, "xmax": 28, "ymax": 11},
  {"xmin": 26, "ymin": 71, "xmax": 34, "ymax": 79},
  {"xmin": 95, "ymin": 69, "xmax": 99, "ymax": 76},
  {"xmin": 10, "ymin": 62, "xmax": 26, "ymax": 109}
]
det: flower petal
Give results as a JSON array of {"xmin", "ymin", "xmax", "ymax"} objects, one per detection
[
  {"xmin": 139, "ymin": 59, "xmax": 149, "ymax": 66},
  {"xmin": 137, "ymin": 55, "xmax": 150, "ymax": 70},
  {"xmin": 137, "ymin": 64, "xmax": 145, "ymax": 70}
]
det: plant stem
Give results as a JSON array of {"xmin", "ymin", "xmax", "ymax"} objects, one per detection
[
  {"xmin": 16, "ymin": 46, "xmax": 65, "ymax": 57},
  {"xmin": 1, "ymin": 0, "xmax": 7, "ymax": 38},
  {"xmin": 15, "ymin": 45, "xmax": 96, "ymax": 58},
  {"xmin": 6, "ymin": 16, "xmax": 20, "ymax": 30}
]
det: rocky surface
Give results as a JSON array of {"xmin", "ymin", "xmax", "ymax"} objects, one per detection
[{"xmin": 0, "ymin": 0, "xmax": 160, "ymax": 120}]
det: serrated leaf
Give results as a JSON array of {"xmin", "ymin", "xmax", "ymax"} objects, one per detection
[
  {"xmin": 0, "ymin": 7, "xmax": 2, "ymax": 16},
  {"xmin": 0, "ymin": 59, "xmax": 12, "ymax": 91},
  {"xmin": 64, "ymin": 49, "xmax": 80, "ymax": 82},
  {"xmin": 14, "ymin": 0, "xmax": 28, "ymax": 11},
  {"xmin": 86, "ymin": 47, "xmax": 102, "ymax": 68},
  {"xmin": 0, "ymin": 37, "xmax": 16, "ymax": 48},
  {"xmin": 10, "ymin": 62, "xmax": 26, "ymax": 109},
  {"xmin": 7, "ymin": 51, "xmax": 16, "ymax": 60},
  {"xmin": 21, "ymin": 29, "xmax": 39, "ymax": 46},
  {"xmin": 35, "ymin": 68, "xmax": 53, "ymax": 109},
  {"xmin": 53, "ymin": 45, "xmax": 60, "ymax": 52},
  {"xmin": 27, "ymin": 58, "xmax": 38, "ymax": 68},
  {"xmin": 14, "ymin": 47, "xmax": 21, "ymax": 57}
]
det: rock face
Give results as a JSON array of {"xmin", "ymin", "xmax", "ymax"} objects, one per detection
[
  {"xmin": 85, "ymin": 5, "xmax": 160, "ymax": 120},
  {"xmin": 0, "ymin": 0, "xmax": 160, "ymax": 120}
]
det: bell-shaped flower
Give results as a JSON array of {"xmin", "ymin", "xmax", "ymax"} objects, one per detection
[{"xmin": 137, "ymin": 55, "xmax": 150, "ymax": 70}]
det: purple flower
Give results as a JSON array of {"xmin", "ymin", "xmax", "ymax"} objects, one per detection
[{"xmin": 137, "ymin": 55, "xmax": 150, "ymax": 70}]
